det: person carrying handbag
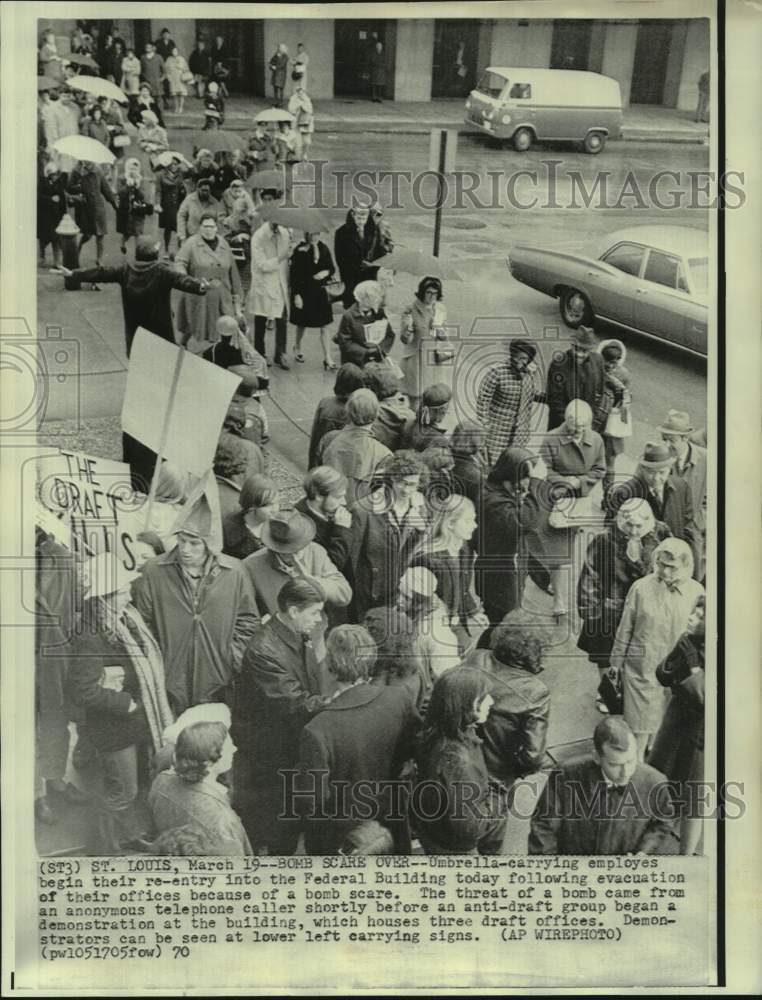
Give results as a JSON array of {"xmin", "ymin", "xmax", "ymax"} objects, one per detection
[
  {"xmin": 400, "ymin": 276, "xmax": 452, "ymax": 412},
  {"xmin": 596, "ymin": 339, "xmax": 633, "ymax": 497}
]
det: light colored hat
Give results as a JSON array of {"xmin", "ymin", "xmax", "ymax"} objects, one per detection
[
  {"xmin": 399, "ymin": 566, "xmax": 438, "ymax": 599},
  {"xmin": 163, "ymin": 703, "xmax": 231, "ymax": 744},
  {"xmin": 261, "ymin": 511, "xmax": 315, "ymax": 554},
  {"xmin": 86, "ymin": 551, "xmax": 140, "ymax": 599},
  {"xmin": 141, "ymin": 109, "xmax": 158, "ymax": 125},
  {"xmin": 658, "ymin": 410, "xmax": 693, "ymax": 435}
]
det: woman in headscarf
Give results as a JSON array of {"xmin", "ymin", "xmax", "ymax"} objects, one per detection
[
  {"xmin": 610, "ymin": 538, "xmax": 704, "ymax": 760},
  {"xmin": 336, "ymin": 279, "xmax": 395, "ymax": 368},
  {"xmin": 400, "ymin": 276, "xmax": 451, "ymax": 412},
  {"xmin": 155, "ymin": 153, "xmax": 187, "ymax": 257},
  {"xmin": 415, "ymin": 666, "xmax": 507, "ymax": 855},
  {"xmin": 174, "ymin": 212, "xmax": 243, "ymax": 346},
  {"xmin": 67, "ymin": 553, "xmax": 173, "ymax": 854},
  {"xmin": 116, "ymin": 157, "xmax": 153, "ymax": 255},
  {"xmin": 577, "ymin": 497, "xmax": 671, "ymax": 712}
]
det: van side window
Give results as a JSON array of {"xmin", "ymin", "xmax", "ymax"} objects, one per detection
[
  {"xmin": 602, "ymin": 242, "xmax": 644, "ymax": 277},
  {"xmin": 644, "ymin": 250, "xmax": 681, "ymax": 289},
  {"xmin": 509, "ymin": 83, "xmax": 532, "ymax": 99}
]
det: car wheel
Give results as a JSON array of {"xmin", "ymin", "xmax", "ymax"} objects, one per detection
[
  {"xmin": 583, "ymin": 131, "xmax": 606, "ymax": 154},
  {"xmin": 560, "ymin": 288, "xmax": 593, "ymax": 328},
  {"xmin": 512, "ymin": 127, "xmax": 533, "ymax": 152}
]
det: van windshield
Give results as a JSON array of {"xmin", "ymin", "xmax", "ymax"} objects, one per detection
[{"xmin": 475, "ymin": 71, "xmax": 507, "ymax": 99}]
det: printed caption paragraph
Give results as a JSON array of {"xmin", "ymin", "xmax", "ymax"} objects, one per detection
[{"xmin": 37, "ymin": 854, "xmax": 701, "ymax": 961}]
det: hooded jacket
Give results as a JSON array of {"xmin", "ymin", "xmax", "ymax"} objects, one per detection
[{"xmin": 71, "ymin": 258, "xmax": 207, "ymax": 355}]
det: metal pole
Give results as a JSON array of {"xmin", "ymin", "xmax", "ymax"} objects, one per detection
[{"xmin": 432, "ymin": 129, "xmax": 446, "ymax": 258}]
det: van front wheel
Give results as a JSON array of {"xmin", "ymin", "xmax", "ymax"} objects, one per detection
[
  {"xmin": 512, "ymin": 127, "xmax": 533, "ymax": 152},
  {"xmin": 583, "ymin": 131, "xmax": 606, "ymax": 154}
]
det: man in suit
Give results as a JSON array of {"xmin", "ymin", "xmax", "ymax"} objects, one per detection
[
  {"xmin": 545, "ymin": 326, "xmax": 605, "ymax": 432},
  {"xmin": 232, "ymin": 579, "xmax": 331, "ymax": 854},
  {"xmin": 529, "ymin": 717, "xmax": 678, "ymax": 855}
]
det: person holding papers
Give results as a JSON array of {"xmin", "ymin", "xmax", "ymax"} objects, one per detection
[{"xmin": 336, "ymin": 279, "xmax": 395, "ymax": 368}]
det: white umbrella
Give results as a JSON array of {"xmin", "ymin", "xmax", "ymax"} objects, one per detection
[
  {"xmin": 52, "ymin": 134, "xmax": 115, "ymax": 164},
  {"xmin": 67, "ymin": 75, "xmax": 128, "ymax": 104},
  {"xmin": 155, "ymin": 150, "xmax": 193, "ymax": 169},
  {"xmin": 255, "ymin": 107, "xmax": 295, "ymax": 124}
]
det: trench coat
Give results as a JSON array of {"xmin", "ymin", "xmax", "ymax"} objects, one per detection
[
  {"xmin": 610, "ymin": 573, "xmax": 704, "ymax": 737},
  {"xmin": 67, "ymin": 166, "xmax": 117, "ymax": 237},
  {"xmin": 174, "ymin": 234, "xmax": 242, "ymax": 343},
  {"xmin": 132, "ymin": 547, "xmax": 260, "ymax": 715},
  {"xmin": 248, "ymin": 222, "xmax": 290, "ymax": 319},
  {"xmin": 529, "ymin": 758, "xmax": 678, "ymax": 855},
  {"xmin": 399, "ymin": 298, "xmax": 450, "ymax": 401}
]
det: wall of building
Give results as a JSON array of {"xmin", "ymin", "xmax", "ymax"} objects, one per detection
[
  {"xmin": 489, "ymin": 20, "xmax": 553, "ymax": 69},
  {"xmin": 151, "ymin": 20, "xmax": 197, "ymax": 61},
  {"xmin": 675, "ymin": 18, "xmax": 709, "ymax": 112},
  {"xmin": 262, "ymin": 20, "xmax": 334, "ymax": 100},
  {"xmin": 394, "ymin": 20, "xmax": 434, "ymax": 101},
  {"xmin": 601, "ymin": 21, "xmax": 638, "ymax": 107},
  {"xmin": 663, "ymin": 21, "xmax": 688, "ymax": 109}
]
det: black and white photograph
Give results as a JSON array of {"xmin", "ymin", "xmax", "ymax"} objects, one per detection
[{"xmin": 2, "ymin": 0, "xmax": 760, "ymax": 994}]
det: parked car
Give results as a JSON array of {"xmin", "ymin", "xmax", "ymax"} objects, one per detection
[
  {"xmin": 508, "ymin": 225, "xmax": 709, "ymax": 357},
  {"xmin": 464, "ymin": 67, "xmax": 622, "ymax": 154}
]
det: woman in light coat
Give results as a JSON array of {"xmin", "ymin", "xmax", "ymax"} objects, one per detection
[
  {"xmin": 288, "ymin": 84, "xmax": 315, "ymax": 162},
  {"xmin": 400, "ymin": 276, "xmax": 451, "ymax": 411},
  {"xmin": 174, "ymin": 213, "xmax": 243, "ymax": 347},
  {"xmin": 610, "ymin": 538, "xmax": 704, "ymax": 761},
  {"xmin": 120, "ymin": 48, "xmax": 142, "ymax": 97},
  {"xmin": 163, "ymin": 46, "xmax": 190, "ymax": 114},
  {"xmin": 248, "ymin": 218, "xmax": 291, "ymax": 365}
]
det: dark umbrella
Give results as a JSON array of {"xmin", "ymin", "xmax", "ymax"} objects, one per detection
[
  {"xmin": 194, "ymin": 130, "xmax": 246, "ymax": 155},
  {"xmin": 258, "ymin": 206, "xmax": 331, "ymax": 232},
  {"xmin": 373, "ymin": 248, "xmax": 463, "ymax": 281},
  {"xmin": 66, "ymin": 53, "xmax": 100, "ymax": 71},
  {"xmin": 249, "ymin": 168, "xmax": 291, "ymax": 191}
]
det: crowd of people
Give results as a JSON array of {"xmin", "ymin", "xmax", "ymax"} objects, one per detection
[{"xmin": 36, "ymin": 24, "xmax": 708, "ymax": 861}]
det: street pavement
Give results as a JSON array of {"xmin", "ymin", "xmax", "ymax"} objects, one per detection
[{"xmin": 35, "ymin": 128, "xmax": 708, "ymax": 854}]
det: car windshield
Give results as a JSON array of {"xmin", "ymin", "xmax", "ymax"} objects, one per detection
[
  {"xmin": 475, "ymin": 72, "xmax": 507, "ymax": 99},
  {"xmin": 688, "ymin": 257, "xmax": 708, "ymax": 293}
]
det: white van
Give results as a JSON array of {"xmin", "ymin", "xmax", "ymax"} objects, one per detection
[{"xmin": 464, "ymin": 67, "xmax": 623, "ymax": 153}]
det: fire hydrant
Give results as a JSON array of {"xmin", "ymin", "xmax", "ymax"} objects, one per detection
[{"xmin": 55, "ymin": 213, "xmax": 81, "ymax": 289}]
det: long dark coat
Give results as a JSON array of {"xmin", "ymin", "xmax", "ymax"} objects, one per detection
[
  {"xmin": 289, "ymin": 240, "xmax": 335, "ymax": 328},
  {"xmin": 269, "ymin": 50, "xmax": 288, "ymax": 89},
  {"xmin": 67, "ymin": 166, "xmax": 117, "ymax": 237},
  {"xmin": 545, "ymin": 349, "xmax": 605, "ymax": 431},
  {"xmin": 309, "ymin": 396, "xmax": 350, "ymax": 468},
  {"xmin": 37, "ymin": 173, "xmax": 67, "ymax": 242},
  {"xmin": 336, "ymin": 303, "xmax": 395, "ymax": 367},
  {"xmin": 369, "ymin": 47, "xmax": 387, "ymax": 87},
  {"xmin": 116, "ymin": 178, "xmax": 153, "ymax": 238},
  {"xmin": 334, "ymin": 211, "xmax": 386, "ymax": 308},
  {"xmin": 648, "ymin": 633, "xmax": 705, "ymax": 783},
  {"xmin": 71, "ymin": 259, "xmax": 207, "ymax": 355},
  {"xmin": 298, "ymin": 683, "xmax": 418, "ymax": 854},
  {"xmin": 132, "ymin": 548, "xmax": 260, "ymax": 715},
  {"xmin": 529, "ymin": 758, "xmax": 679, "ymax": 855}
]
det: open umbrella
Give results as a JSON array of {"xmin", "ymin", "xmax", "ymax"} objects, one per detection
[
  {"xmin": 255, "ymin": 107, "xmax": 295, "ymax": 124},
  {"xmin": 67, "ymin": 75, "xmax": 127, "ymax": 104},
  {"xmin": 373, "ymin": 248, "xmax": 463, "ymax": 281},
  {"xmin": 249, "ymin": 168, "xmax": 291, "ymax": 191},
  {"xmin": 258, "ymin": 206, "xmax": 332, "ymax": 233},
  {"xmin": 52, "ymin": 134, "xmax": 115, "ymax": 165},
  {"xmin": 155, "ymin": 150, "xmax": 193, "ymax": 169},
  {"xmin": 66, "ymin": 53, "xmax": 100, "ymax": 71},
  {"xmin": 194, "ymin": 130, "xmax": 246, "ymax": 155},
  {"xmin": 37, "ymin": 75, "xmax": 60, "ymax": 92}
]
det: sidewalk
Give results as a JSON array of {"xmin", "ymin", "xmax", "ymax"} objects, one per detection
[{"xmin": 164, "ymin": 96, "xmax": 708, "ymax": 144}]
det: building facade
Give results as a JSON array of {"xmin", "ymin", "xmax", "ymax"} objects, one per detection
[{"xmin": 40, "ymin": 16, "xmax": 709, "ymax": 110}]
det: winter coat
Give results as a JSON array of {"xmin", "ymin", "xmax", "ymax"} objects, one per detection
[
  {"xmin": 71, "ymin": 259, "xmax": 207, "ymax": 355},
  {"xmin": 399, "ymin": 298, "xmax": 450, "ymax": 401},
  {"xmin": 148, "ymin": 771, "xmax": 252, "ymax": 855},
  {"xmin": 127, "ymin": 96, "xmax": 164, "ymax": 128},
  {"xmin": 163, "ymin": 55, "xmax": 190, "ymax": 95},
  {"xmin": 576, "ymin": 521, "xmax": 671, "ymax": 664},
  {"xmin": 322, "ymin": 425, "xmax": 392, "ymax": 504},
  {"xmin": 120, "ymin": 56, "xmax": 142, "ymax": 95},
  {"xmin": 545, "ymin": 348, "xmax": 605, "ymax": 431},
  {"xmin": 462, "ymin": 649, "xmax": 550, "ymax": 787},
  {"xmin": 334, "ymin": 211, "xmax": 389, "ymax": 308},
  {"xmin": 35, "ymin": 537, "xmax": 77, "ymax": 717},
  {"xmin": 416, "ymin": 728, "xmax": 507, "ymax": 854},
  {"xmin": 174, "ymin": 234, "xmax": 242, "ymax": 342},
  {"xmin": 140, "ymin": 53, "xmax": 165, "ymax": 96},
  {"xmin": 289, "ymin": 240, "xmax": 335, "ymax": 328},
  {"xmin": 348, "ymin": 492, "xmax": 429, "ymax": 620},
  {"xmin": 248, "ymin": 222, "xmax": 290, "ymax": 319},
  {"xmin": 189, "ymin": 47, "xmax": 212, "ymax": 79},
  {"xmin": 269, "ymin": 50, "xmax": 288, "ymax": 89},
  {"xmin": 132, "ymin": 547, "xmax": 260, "ymax": 715},
  {"xmin": 37, "ymin": 173, "xmax": 66, "ymax": 241},
  {"xmin": 369, "ymin": 48, "xmax": 387, "ymax": 88},
  {"xmin": 156, "ymin": 166, "xmax": 186, "ymax": 232},
  {"xmin": 648, "ymin": 633, "xmax": 705, "ymax": 783},
  {"xmin": 116, "ymin": 177, "xmax": 153, "ymax": 238},
  {"xmin": 477, "ymin": 361, "xmax": 542, "ymax": 465},
  {"xmin": 67, "ymin": 165, "xmax": 117, "ymax": 237},
  {"xmin": 298, "ymin": 683, "xmax": 419, "ymax": 854},
  {"xmin": 671, "ymin": 442, "xmax": 708, "ymax": 537},
  {"xmin": 336, "ymin": 303, "xmax": 395, "ymax": 367},
  {"xmin": 176, "ymin": 191, "xmax": 224, "ymax": 243},
  {"xmin": 530, "ymin": 759, "xmax": 679, "ymax": 855}
]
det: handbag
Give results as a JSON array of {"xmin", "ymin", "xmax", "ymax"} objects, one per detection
[
  {"xmin": 605, "ymin": 407, "xmax": 632, "ymax": 438},
  {"xmin": 291, "ymin": 69, "xmax": 303, "ymax": 81},
  {"xmin": 548, "ymin": 494, "xmax": 593, "ymax": 529},
  {"xmin": 597, "ymin": 667, "xmax": 623, "ymax": 714},
  {"xmin": 181, "ymin": 70, "xmax": 195, "ymax": 84},
  {"xmin": 113, "ymin": 134, "xmax": 131, "ymax": 148}
]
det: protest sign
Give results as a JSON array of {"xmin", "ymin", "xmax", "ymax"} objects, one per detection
[{"xmin": 121, "ymin": 328, "xmax": 242, "ymax": 478}]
